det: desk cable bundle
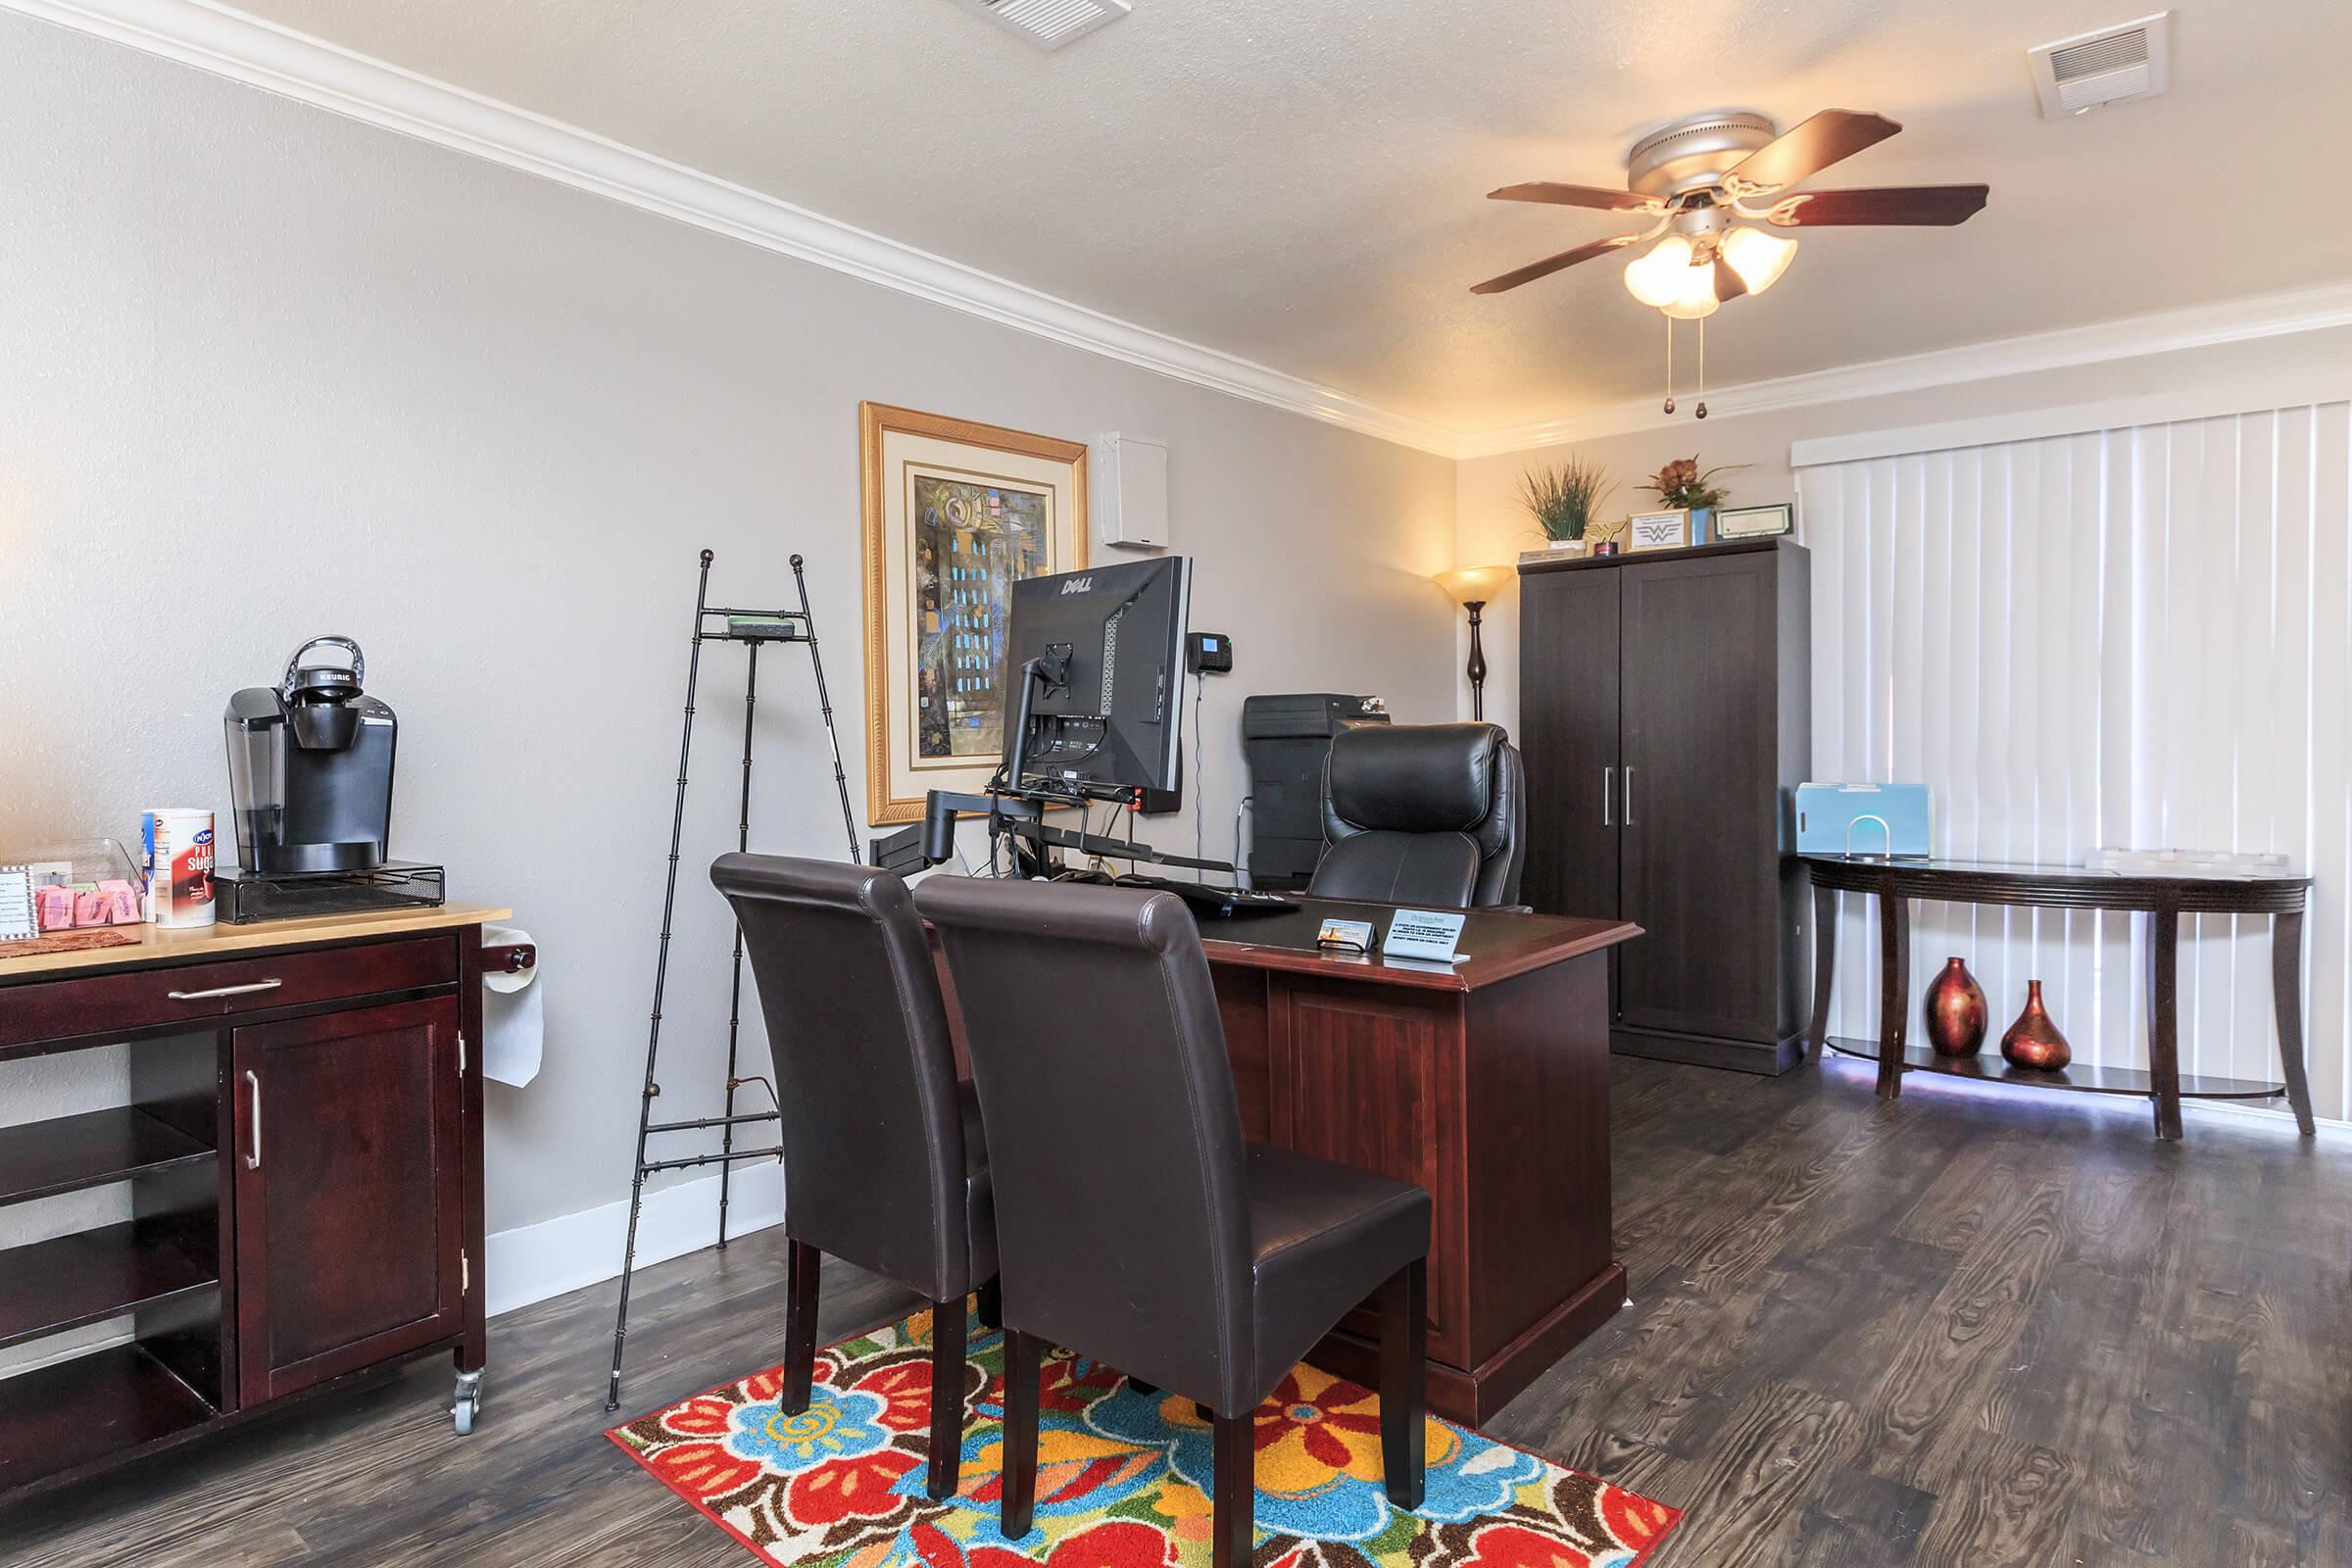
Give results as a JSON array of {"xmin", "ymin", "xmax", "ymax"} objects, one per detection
[{"xmin": 605, "ymin": 548, "xmax": 858, "ymax": 1412}]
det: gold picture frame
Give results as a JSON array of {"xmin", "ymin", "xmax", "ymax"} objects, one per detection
[
  {"xmin": 859, "ymin": 403, "xmax": 1090, "ymax": 825},
  {"xmin": 1626, "ymin": 509, "xmax": 1691, "ymax": 552}
]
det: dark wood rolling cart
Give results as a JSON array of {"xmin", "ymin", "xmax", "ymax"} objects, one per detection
[
  {"xmin": 0, "ymin": 903, "xmax": 519, "ymax": 1504},
  {"xmin": 1801, "ymin": 856, "xmax": 2313, "ymax": 1140}
]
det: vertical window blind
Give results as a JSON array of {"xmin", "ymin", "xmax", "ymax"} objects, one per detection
[{"xmin": 1797, "ymin": 399, "xmax": 2351, "ymax": 1121}]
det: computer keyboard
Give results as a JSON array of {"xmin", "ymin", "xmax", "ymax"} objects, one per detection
[{"xmin": 1113, "ymin": 873, "xmax": 1298, "ymax": 918}]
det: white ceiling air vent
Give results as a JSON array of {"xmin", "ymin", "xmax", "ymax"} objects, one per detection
[
  {"xmin": 951, "ymin": 0, "xmax": 1132, "ymax": 51},
  {"xmin": 2028, "ymin": 12, "xmax": 2173, "ymax": 119}
]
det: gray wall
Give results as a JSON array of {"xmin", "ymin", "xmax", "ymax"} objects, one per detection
[
  {"xmin": 0, "ymin": 15, "xmax": 1458, "ymax": 1243},
  {"xmin": 1454, "ymin": 325, "xmax": 2352, "ymax": 735}
]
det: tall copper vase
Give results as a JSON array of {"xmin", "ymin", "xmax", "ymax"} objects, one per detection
[
  {"xmin": 1923, "ymin": 956, "xmax": 1987, "ymax": 1056},
  {"xmin": 2000, "ymin": 980, "xmax": 2072, "ymax": 1071}
]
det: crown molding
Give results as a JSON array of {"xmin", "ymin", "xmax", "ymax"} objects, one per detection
[
  {"xmin": 3, "ymin": 0, "xmax": 1467, "ymax": 458},
  {"xmin": 13, "ymin": 0, "xmax": 2352, "ymax": 467},
  {"xmin": 1455, "ymin": 279, "xmax": 2352, "ymax": 460}
]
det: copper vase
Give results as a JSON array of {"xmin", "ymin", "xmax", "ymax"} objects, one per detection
[
  {"xmin": 2000, "ymin": 980, "xmax": 2072, "ymax": 1071},
  {"xmin": 1923, "ymin": 956, "xmax": 1987, "ymax": 1056}
]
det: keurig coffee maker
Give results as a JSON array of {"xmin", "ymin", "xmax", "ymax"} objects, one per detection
[{"xmin": 219, "ymin": 636, "xmax": 443, "ymax": 921}]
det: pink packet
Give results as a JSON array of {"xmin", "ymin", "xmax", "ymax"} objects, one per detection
[
  {"xmin": 33, "ymin": 885, "xmax": 75, "ymax": 931},
  {"xmin": 95, "ymin": 879, "xmax": 141, "ymax": 924}
]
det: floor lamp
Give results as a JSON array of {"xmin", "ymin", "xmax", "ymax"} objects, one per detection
[{"xmin": 1436, "ymin": 564, "xmax": 1512, "ymax": 722}]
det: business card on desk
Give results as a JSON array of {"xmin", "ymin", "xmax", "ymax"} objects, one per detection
[
  {"xmin": 1315, "ymin": 917, "xmax": 1375, "ymax": 954},
  {"xmin": 1383, "ymin": 908, "xmax": 1467, "ymax": 963}
]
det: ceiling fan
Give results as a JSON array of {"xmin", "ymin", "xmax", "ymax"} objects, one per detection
[{"xmin": 1470, "ymin": 109, "xmax": 1988, "ymax": 314}]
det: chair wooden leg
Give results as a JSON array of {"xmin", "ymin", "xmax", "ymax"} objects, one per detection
[
  {"xmin": 1001, "ymin": 1329, "xmax": 1041, "ymax": 1540},
  {"xmin": 1379, "ymin": 1257, "xmax": 1427, "ymax": 1510},
  {"xmin": 782, "ymin": 1240, "xmax": 820, "ymax": 1414},
  {"xmin": 975, "ymin": 1277, "xmax": 1003, "ymax": 1331},
  {"xmin": 927, "ymin": 1298, "xmax": 966, "ymax": 1500},
  {"xmin": 1211, "ymin": 1410, "xmax": 1253, "ymax": 1568}
]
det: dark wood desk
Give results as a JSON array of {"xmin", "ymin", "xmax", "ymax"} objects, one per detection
[
  {"xmin": 1196, "ymin": 899, "xmax": 1640, "ymax": 1424},
  {"xmin": 933, "ymin": 894, "xmax": 1638, "ymax": 1423},
  {"xmin": 1802, "ymin": 856, "xmax": 2313, "ymax": 1140},
  {"xmin": 936, "ymin": 896, "xmax": 1638, "ymax": 1425}
]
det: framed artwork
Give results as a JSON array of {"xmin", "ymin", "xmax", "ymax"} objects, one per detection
[
  {"xmin": 1626, "ymin": 509, "xmax": 1691, "ymax": 553},
  {"xmin": 1716, "ymin": 503, "xmax": 1795, "ymax": 540},
  {"xmin": 860, "ymin": 403, "xmax": 1089, "ymax": 825}
]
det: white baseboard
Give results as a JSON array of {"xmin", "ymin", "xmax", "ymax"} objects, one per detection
[{"xmin": 485, "ymin": 1163, "xmax": 785, "ymax": 1320}]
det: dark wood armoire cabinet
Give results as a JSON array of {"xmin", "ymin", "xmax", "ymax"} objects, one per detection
[{"xmin": 1518, "ymin": 538, "xmax": 1811, "ymax": 1074}]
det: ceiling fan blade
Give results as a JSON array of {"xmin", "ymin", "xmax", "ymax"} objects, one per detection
[
  {"xmin": 1488, "ymin": 181, "xmax": 1660, "ymax": 213},
  {"xmin": 1713, "ymin": 254, "xmax": 1748, "ymax": 303},
  {"xmin": 1761, "ymin": 184, "xmax": 1989, "ymax": 226},
  {"xmin": 1725, "ymin": 109, "xmax": 1900, "ymax": 193},
  {"xmin": 1470, "ymin": 234, "xmax": 1643, "ymax": 295}
]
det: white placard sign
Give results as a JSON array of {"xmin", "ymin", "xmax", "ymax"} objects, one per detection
[{"xmin": 1383, "ymin": 908, "xmax": 1467, "ymax": 963}]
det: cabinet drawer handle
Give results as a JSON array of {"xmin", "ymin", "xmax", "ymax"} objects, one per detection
[
  {"xmin": 1625, "ymin": 766, "xmax": 1637, "ymax": 825},
  {"xmin": 169, "ymin": 979, "xmax": 284, "ymax": 1002},
  {"xmin": 244, "ymin": 1070, "xmax": 264, "ymax": 1170},
  {"xmin": 1603, "ymin": 766, "xmax": 1614, "ymax": 826}
]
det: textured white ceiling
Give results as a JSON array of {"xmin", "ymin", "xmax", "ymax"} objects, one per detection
[{"xmin": 227, "ymin": 0, "xmax": 2352, "ymax": 433}]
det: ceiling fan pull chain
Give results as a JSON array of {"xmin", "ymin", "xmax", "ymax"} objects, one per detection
[
  {"xmin": 1696, "ymin": 316, "xmax": 1709, "ymax": 420},
  {"xmin": 1662, "ymin": 316, "xmax": 1676, "ymax": 415}
]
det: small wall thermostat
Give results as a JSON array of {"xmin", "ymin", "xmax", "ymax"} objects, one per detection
[{"xmin": 1187, "ymin": 631, "xmax": 1233, "ymax": 674}]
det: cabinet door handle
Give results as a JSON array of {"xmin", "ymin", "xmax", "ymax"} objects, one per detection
[
  {"xmin": 244, "ymin": 1070, "xmax": 264, "ymax": 1170},
  {"xmin": 1603, "ymin": 766, "xmax": 1614, "ymax": 826},
  {"xmin": 1625, "ymin": 766, "xmax": 1637, "ymax": 825},
  {"xmin": 170, "ymin": 978, "xmax": 283, "ymax": 1002}
]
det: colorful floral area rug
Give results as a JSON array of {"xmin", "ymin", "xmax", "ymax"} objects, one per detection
[{"xmin": 608, "ymin": 1305, "xmax": 1680, "ymax": 1568}]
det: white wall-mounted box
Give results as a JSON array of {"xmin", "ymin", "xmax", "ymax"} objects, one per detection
[{"xmin": 1094, "ymin": 432, "xmax": 1169, "ymax": 550}]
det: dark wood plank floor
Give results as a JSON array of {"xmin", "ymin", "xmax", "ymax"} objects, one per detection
[{"xmin": 4, "ymin": 1054, "xmax": 2345, "ymax": 1566}]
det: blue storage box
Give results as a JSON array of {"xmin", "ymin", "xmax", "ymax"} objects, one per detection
[{"xmin": 1795, "ymin": 783, "xmax": 1933, "ymax": 858}]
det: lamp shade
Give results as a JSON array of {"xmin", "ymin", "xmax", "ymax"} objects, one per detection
[
  {"xmin": 1622, "ymin": 235, "xmax": 1693, "ymax": 308},
  {"xmin": 1720, "ymin": 225, "xmax": 1798, "ymax": 295},
  {"xmin": 1437, "ymin": 564, "xmax": 1513, "ymax": 605}
]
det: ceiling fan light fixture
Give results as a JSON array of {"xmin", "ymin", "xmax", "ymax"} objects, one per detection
[
  {"xmin": 1720, "ymin": 225, "xmax": 1798, "ymax": 295},
  {"xmin": 1660, "ymin": 268, "xmax": 1720, "ymax": 319},
  {"xmin": 1623, "ymin": 235, "xmax": 1694, "ymax": 308}
]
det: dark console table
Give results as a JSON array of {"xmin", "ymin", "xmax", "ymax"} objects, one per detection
[
  {"xmin": 1801, "ymin": 856, "xmax": 2313, "ymax": 1141},
  {"xmin": 0, "ymin": 903, "xmax": 518, "ymax": 1503}
]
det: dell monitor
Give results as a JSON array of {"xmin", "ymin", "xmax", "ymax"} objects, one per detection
[{"xmin": 1002, "ymin": 557, "xmax": 1192, "ymax": 799}]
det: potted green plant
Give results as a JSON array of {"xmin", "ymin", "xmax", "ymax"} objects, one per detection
[
  {"xmin": 1641, "ymin": 456, "xmax": 1747, "ymax": 543},
  {"xmin": 1519, "ymin": 456, "xmax": 1615, "ymax": 558}
]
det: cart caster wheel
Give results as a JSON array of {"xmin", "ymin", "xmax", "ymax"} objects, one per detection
[{"xmin": 453, "ymin": 1370, "xmax": 484, "ymax": 1436}]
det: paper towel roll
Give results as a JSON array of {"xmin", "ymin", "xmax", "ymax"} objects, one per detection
[{"xmin": 482, "ymin": 923, "xmax": 542, "ymax": 1088}]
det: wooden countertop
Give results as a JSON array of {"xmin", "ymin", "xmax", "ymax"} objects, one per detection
[{"xmin": 0, "ymin": 903, "xmax": 514, "ymax": 983}]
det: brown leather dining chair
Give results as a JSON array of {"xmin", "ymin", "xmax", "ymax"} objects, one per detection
[
  {"xmin": 711, "ymin": 853, "xmax": 998, "ymax": 1500},
  {"xmin": 915, "ymin": 875, "xmax": 1431, "ymax": 1568}
]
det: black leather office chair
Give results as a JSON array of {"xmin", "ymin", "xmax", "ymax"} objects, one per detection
[
  {"xmin": 915, "ymin": 875, "xmax": 1430, "ymax": 1568},
  {"xmin": 710, "ymin": 854, "xmax": 998, "ymax": 1500},
  {"xmin": 1309, "ymin": 721, "xmax": 1526, "ymax": 907}
]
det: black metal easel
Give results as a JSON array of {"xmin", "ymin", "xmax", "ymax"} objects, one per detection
[{"xmin": 604, "ymin": 548, "xmax": 858, "ymax": 1412}]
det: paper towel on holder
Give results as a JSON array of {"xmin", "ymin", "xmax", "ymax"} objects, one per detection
[{"xmin": 481, "ymin": 923, "xmax": 542, "ymax": 1088}]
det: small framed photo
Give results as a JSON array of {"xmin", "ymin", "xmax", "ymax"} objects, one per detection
[
  {"xmin": 1627, "ymin": 510, "xmax": 1690, "ymax": 553},
  {"xmin": 1715, "ymin": 503, "xmax": 1794, "ymax": 540}
]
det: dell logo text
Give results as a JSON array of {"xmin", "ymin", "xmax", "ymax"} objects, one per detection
[{"xmin": 1060, "ymin": 576, "xmax": 1094, "ymax": 595}]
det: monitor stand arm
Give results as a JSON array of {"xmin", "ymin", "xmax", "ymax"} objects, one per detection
[{"xmin": 921, "ymin": 787, "xmax": 1232, "ymax": 876}]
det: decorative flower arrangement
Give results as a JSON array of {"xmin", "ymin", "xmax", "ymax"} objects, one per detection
[
  {"xmin": 1642, "ymin": 456, "xmax": 1746, "ymax": 512},
  {"xmin": 1518, "ymin": 455, "xmax": 1614, "ymax": 542}
]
